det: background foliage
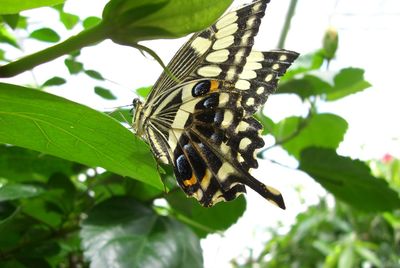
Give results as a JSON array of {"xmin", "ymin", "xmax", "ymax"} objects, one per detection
[{"xmin": 0, "ymin": 0, "xmax": 399, "ymax": 267}]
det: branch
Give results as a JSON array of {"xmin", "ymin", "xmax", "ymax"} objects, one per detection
[
  {"xmin": 0, "ymin": 23, "xmax": 109, "ymax": 78},
  {"xmin": 277, "ymin": 0, "xmax": 298, "ymax": 48}
]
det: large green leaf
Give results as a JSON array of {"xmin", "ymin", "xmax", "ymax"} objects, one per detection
[
  {"xmin": 0, "ymin": 83, "xmax": 161, "ymax": 189},
  {"xmin": 29, "ymin": 28, "xmax": 60, "ymax": 43},
  {"xmin": 103, "ymin": 0, "xmax": 233, "ymax": 43},
  {"xmin": 81, "ymin": 197, "xmax": 203, "ymax": 268},
  {"xmin": 166, "ymin": 190, "xmax": 246, "ymax": 238},
  {"xmin": 0, "ymin": 0, "xmax": 64, "ymax": 14},
  {"xmin": 299, "ymin": 148, "xmax": 400, "ymax": 212},
  {"xmin": 272, "ymin": 113, "xmax": 348, "ymax": 159}
]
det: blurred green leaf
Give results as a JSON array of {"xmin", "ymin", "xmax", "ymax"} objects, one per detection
[
  {"xmin": 0, "ymin": 0, "xmax": 65, "ymax": 14},
  {"xmin": 81, "ymin": 197, "xmax": 203, "ymax": 268},
  {"xmin": 273, "ymin": 114, "xmax": 348, "ymax": 159},
  {"xmin": 277, "ymin": 74, "xmax": 332, "ymax": 100},
  {"xmin": 94, "ymin": 86, "xmax": 116, "ymax": 100},
  {"xmin": 300, "ymin": 148, "xmax": 400, "ymax": 212},
  {"xmin": 59, "ymin": 11, "xmax": 79, "ymax": 30},
  {"xmin": 0, "ymin": 83, "xmax": 161, "ymax": 189},
  {"xmin": 0, "ymin": 25, "xmax": 19, "ymax": 48},
  {"xmin": 283, "ymin": 50, "xmax": 325, "ymax": 80},
  {"xmin": 338, "ymin": 244, "xmax": 354, "ymax": 268},
  {"xmin": 327, "ymin": 68, "xmax": 371, "ymax": 101},
  {"xmin": 255, "ymin": 113, "xmax": 275, "ymax": 135},
  {"xmin": 166, "ymin": 190, "xmax": 246, "ymax": 238},
  {"xmin": 0, "ymin": 145, "xmax": 77, "ymax": 182},
  {"xmin": 64, "ymin": 58, "xmax": 83, "ymax": 74},
  {"xmin": 106, "ymin": 108, "xmax": 131, "ymax": 124},
  {"xmin": 103, "ymin": 0, "xmax": 233, "ymax": 43},
  {"xmin": 85, "ymin": 69, "xmax": 104, "ymax": 80},
  {"xmin": 0, "ymin": 184, "xmax": 45, "ymax": 201},
  {"xmin": 42, "ymin": 76, "xmax": 66, "ymax": 87},
  {"xmin": 83, "ymin": 16, "xmax": 102, "ymax": 29},
  {"xmin": 30, "ymin": 28, "xmax": 60, "ymax": 43},
  {"xmin": 136, "ymin": 86, "xmax": 152, "ymax": 98},
  {"xmin": 2, "ymin": 14, "xmax": 19, "ymax": 29}
]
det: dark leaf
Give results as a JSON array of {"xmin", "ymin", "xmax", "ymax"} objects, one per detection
[
  {"xmin": 103, "ymin": 0, "xmax": 233, "ymax": 43},
  {"xmin": 30, "ymin": 28, "xmax": 60, "ymax": 43},
  {"xmin": 0, "ymin": 184, "xmax": 45, "ymax": 201},
  {"xmin": 0, "ymin": 145, "xmax": 76, "ymax": 182},
  {"xmin": 94, "ymin": 86, "xmax": 116, "ymax": 100},
  {"xmin": 166, "ymin": 190, "xmax": 246, "ymax": 238},
  {"xmin": 81, "ymin": 197, "xmax": 203, "ymax": 268},
  {"xmin": 85, "ymin": 69, "xmax": 104, "ymax": 80},
  {"xmin": 64, "ymin": 58, "xmax": 83, "ymax": 74},
  {"xmin": 42, "ymin": 76, "xmax": 66, "ymax": 87},
  {"xmin": 2, "ymin": 14, "xmax": 20, "ymax": 29},
  {"xmin": 299, "ymin": 148, "xmax": 400, "ymax": 212},
  {"xmin": 0, "ymin": 83, "xmax": 161, "ymax": 189}
]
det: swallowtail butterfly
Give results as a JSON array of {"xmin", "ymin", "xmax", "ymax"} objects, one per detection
[{"xmin": 132, "ymin": 0, "xmax": 299, "ymax": 208}]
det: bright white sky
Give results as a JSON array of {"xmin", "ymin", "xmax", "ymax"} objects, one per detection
[{"xmin": 1, "ymin": 0, "xmax": 400, "ymax": 267}]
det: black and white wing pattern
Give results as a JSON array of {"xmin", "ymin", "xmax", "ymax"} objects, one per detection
[{"xmin": 132, "ymin": 0, "xmax": 299, "ymax": 208}]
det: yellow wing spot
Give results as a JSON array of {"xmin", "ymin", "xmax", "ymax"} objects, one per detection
[
  {"xmin": 183, "ymin": 174, "xmax": 197, "ymax": 186},
  {"xmin": 210, "ymin": 80, "xmax": 220, "ymax": 92}
]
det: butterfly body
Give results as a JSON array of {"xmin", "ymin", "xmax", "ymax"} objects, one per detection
[{"xmin": 132, "ymin": 0, "xmax": 299, "ymax": 208}]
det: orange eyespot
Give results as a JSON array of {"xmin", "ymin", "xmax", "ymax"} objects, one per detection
[
  {"xmin": 183, "ymin": 174, "xmax": 197, "ymax": 186},
  {"xmin": 210, "ymin": 80, "xmax": 219, "ymax": 92}
]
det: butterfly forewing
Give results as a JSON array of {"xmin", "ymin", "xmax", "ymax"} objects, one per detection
[{"xmin": 135, "ymin": 0, "xmax": 299, "ymax": 208}]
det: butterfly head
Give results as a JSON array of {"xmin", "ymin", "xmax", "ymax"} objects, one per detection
[{"xmin": 131, "ymin": 98, "xmax": 144, "ymax": 136}]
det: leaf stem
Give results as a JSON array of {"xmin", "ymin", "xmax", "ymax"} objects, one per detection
[
  {"xmin": 277, "ymin": 0, "xmax": 298, "ymax": 48},
  {"xmin": 0, "ymin": 23, "xmax": 110, "ymax": 78}
]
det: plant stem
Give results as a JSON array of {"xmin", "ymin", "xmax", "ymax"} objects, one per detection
[
  {"xmin": 277, "ymin": 0, "xmax": 298, "ymax": 48},
  {"xmin": 0, "ymin": 23, "xmax": 110, "ymax": 78}
]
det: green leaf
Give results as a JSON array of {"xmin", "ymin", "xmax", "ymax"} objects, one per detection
[
  {"xmin": 277, "ymin": 74, "xmax": 332, "ymax": 100},
  {"xmin": 282, "ymin": 50, "xmax": 325, "ymax": 80},
  {"xmin": 166, "ymin": 190, "xmax": 246, "ymax": 238},
  {"xmin": 94, "ymin": 86, "xmax": 116, "ymax": 100},
  {"xmin": 0, "ymin": 184, "xmax": 45, "ymax": 201},
  {"xmin": 338, "ymin": 245, "xmax": 354, "ymax": 268},
  {"xmin": 0, "ymin": 145, "xmax": 77, "ymax": 182},
  {"xmin": 0, "ymin": 83, "xmax": 161, "ymax": 189},
  {"xmin": 0, "ymin": 0, "xmax": 65, "ymax": 14},
  {"xmin": 135, "ymin": 86, "xmax": 152, "ymax": 98},
  {"xmin": 299, "ymin": 148, "xmax": 400, "ymax": 212},
  {"xmin": 64, "ymin": 58, "xmax": 83, "ymax": 74},
  {"xmin": 327, "ymin": 68, "xmax": 371, "ymax": 101},
  {"xmin": 106, "ymin": 108, "xmax": 131, "ymax": 124},
  {"xmin": 59, "ymin": 11, "xmax": 79, "ymax": 30},
  {"xmin": 273, "ymin": 114, "xmax": 348, "ymax": 159},
  {"xmin": 84, "ymin": 69, "xmax": 104, "ymax": 80},
  {"xmin": 42, "ymin": 76, "xmax": 66, "ymax": 87},
  {"xmin": 103, "ymin": 0, "xmax": 233, "ymax": 43},
  {"xmin": 83, "ymin": 16, "xmax": 102, "ymax": 29},
  {"xmin": 255, "ymin": 113, "xmax": 275, "ymax": 135},
  {"xmin": 0, "ymin": 25, "xmax": 19, "ymax": 48},
  {"xmin": 2, "ymin": 14, "xmax": 20, "ymax": 29},
  {"xmin": 81, "ymin": 197, "xmax": 203, "ymax": 268},
  {"xmin": 29, "ymin": 28, "xmax": 60, "ymax": 43}
]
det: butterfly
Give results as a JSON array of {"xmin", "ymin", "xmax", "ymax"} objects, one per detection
[{"xmin": 132, "ymin": 0, "xmax": 299, "ymax": 208}]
